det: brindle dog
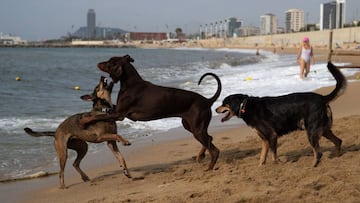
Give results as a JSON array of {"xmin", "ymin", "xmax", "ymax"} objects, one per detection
[{"xmin": 24, "ymin": 76, "xmax": 131, "ymax": 189}]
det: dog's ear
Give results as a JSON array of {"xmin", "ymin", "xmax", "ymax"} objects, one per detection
[
  {"xmin": 80, "ymin": 94, "xmax": 95, "ymax": 101},
  {"xmin": 98, "ymin": 61, "xmax": 111, "ymax": 73},
  {"xmin": 226, "ymin": 94, "xmax": 246, "ymax": 114},
  {"xmin": 124, "ymin": 54, "xmax": 134, "ymax": 63}
]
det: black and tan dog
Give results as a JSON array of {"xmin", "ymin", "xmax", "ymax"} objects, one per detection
[
  {"xmin": 79, "ymin": 55, "xmax": 222, "ymax": 170},
  {"xmin": 24, "ymin": 76, "xmax": 131, "ymax": 189},
  {"xmin": 216, "ymin": 62, "xmax": 346, "ymax": 167}
]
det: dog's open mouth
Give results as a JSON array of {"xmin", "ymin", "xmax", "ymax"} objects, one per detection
[
  {"xmin": 100, "ymin": 76, "xmax": 113, "ymax": 91},
  {"xmin": 103, "ymin": 77, "xmax": 108, "ymax": 87},
  {"xmin": 216, "ymin": 106, "xmax": 233, "ymax": 122}
]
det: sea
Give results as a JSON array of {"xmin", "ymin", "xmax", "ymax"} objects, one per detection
[{"xmin": 0, "ymin": 47, "xmax": 358, "ymax": 182}]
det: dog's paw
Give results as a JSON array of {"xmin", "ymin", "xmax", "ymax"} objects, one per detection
[
  {"xmin": 196, "ymin": 154, "xmax": 206, "ymax": 163},
  {"xmin": 312, "ymin": 152, "xmax": 323, "ymax": 167},
  {"xmin": 123, "ymin": 169, "xmax": 132, "ymax": 178},
  {"xmin": 123, "ymin": 141, "xmax": 131, "ymax": 146}
]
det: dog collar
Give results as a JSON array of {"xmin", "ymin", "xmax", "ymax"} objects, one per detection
[
  {"xmin": 239, "ymin": 98, "xmax": 248, "ymax": 117},
  {"xmin": 94, "ymin": 107, "xmax": 113, "ymax": 113},
  {"xmin": 101, "ymin": 107, "xmax": 113, "ymax": 113}
]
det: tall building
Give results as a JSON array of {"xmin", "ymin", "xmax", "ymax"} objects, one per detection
[
  {"xmin": 227, "ymin": 17, "xmax": 242, "ymax": 37},
  {"xmin": 260, "ymin": 14, "xmax": 278, "ymax": 35},
  {"xmin": 336, "ymin": 0, "xmax": 346, "ymax": 28},
  {"xmin": 87, "ymin": 9, "xmax": 96, "ymax": 39},
  {"xmin": 320, "ymin": 0, "xmax": 346, "ymax": 30},
  {"xmin": 285, "ymin": 9, "xmax": 304, "ymax": 33}
]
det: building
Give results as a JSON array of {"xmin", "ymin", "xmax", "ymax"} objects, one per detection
[
  {"xmin": 72, "ymin": 27, "xmax": 127, "ymax": 39},
  {"xmin": 260, "ymin": 14, "xmax": 278, "ymax": 35},
  {"xmin": 200, "ymin": 17, "xmax": 242, "ymax": 38},
  {"xmin": 0, "ymin": 33, "xmax": 27, "ymax": 45},
  {"xmin": 87, "ymin": 9, "xmax": 96, "ymax": 39},
  {"xmin": 72, "ymin": 9, "xmax": 127, "ymax": 40},
  {"xmin": 285, "ymin": 9, "xmax": 304, "ymax": 33},
  {"xmin": 128, "ymin": 32, "xmax": 167, "ymax": 41},
  {"xmin": 238, "ymin": 26, "xmax": 260, "ymax": 37},
  {"xmin": 228, "ymin": 17, "xmax": 242, "ymax": 37},
  {"xmin": 336, "ymin": 0, "xmax": 346, "ymax": 28},
  {"xmin": 320, "ymin": 1, "xmax": 336, "ymax": 30},
  {"xmin": 320, "ymin": 0, "xmax": 346, "ymax": 30}
]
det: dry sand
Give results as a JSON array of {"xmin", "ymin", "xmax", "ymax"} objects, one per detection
[{"xmin": 2, "ymin": 48, "xmax": 360, "ymax": 203}]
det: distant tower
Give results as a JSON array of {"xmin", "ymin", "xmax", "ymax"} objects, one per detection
[
  {"xmin": 320, "ymin": 0, "xmax": 346, "ymax": 30},
  {"xmin": 87, "ymin": 9, "xmax": 96, "ymax": 39}
]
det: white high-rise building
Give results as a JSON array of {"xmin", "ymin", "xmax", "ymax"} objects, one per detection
[
  {"xmin": 285, "ymin": 9, "xmax": 304, "ymax": 33},
  {"xmin": 260, "ymin": 14, "xmax": 278, "ymax": 35}
]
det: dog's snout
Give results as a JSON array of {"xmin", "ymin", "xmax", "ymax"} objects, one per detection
[{"xmin": 215, "ymin": 106, "xmax": 228, "ymax": 114}]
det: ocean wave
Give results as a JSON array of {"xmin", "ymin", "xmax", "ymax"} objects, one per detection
[{"xmin": 0, "ymin": 117, "xmax": 64, "ymax": 133}]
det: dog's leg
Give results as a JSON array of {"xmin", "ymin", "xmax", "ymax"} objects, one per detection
[
  {"xmin": 54, "ymin": 135, "xmax": 69, "ymax": 189},
  {"xmin": 107, "ymin": 141, "xmax": 131, "ymax": 178},
  {"xmin": 307, "ymin": 132, "xmax": 322, "ymax": 167},
  {"xmin": 206, "ymin": 138, "xmax": 220, "ymax": 171},
  {"xmin": 259, "ymin": 139, "xmax": 270, "ymax": 166},
  {"xmin": 182, "ymin": 119, "xmax": 207, "ymax": 162},
  {"xmin": 256, "ymin": 130, "xmax": 270, "ymax": 166},
  {"xmin": 79, "ymin": 112, "xmax": 125, "ymax": 129},
  {"xmin": 322, "ymin": 129, "xmax": 342, "ymax": 156},
  {"xmin": 182, "ymin": 118, "xmax": 206, "ymax": 162},
  {"xmin": 197, "ymin": 147, "xmax": 207, "ymax": 163},
  {"xmin": 194, "ymin": 133, "xmax": 219, "ymax": 170},
  {"xmin": 95, "ymin": 133, "xmax": 131, "ymax": 145},
  {"xmin": 67, "ymin": 139, "xmax": 90, "ymax": 182},
  {"xmin": 269, "ymin": 134, "xmax": 281, "ymax": 164}
]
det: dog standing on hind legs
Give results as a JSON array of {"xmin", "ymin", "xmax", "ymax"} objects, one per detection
[
  {"xmin": 79, "ymin": 55, "xmax": 222, "ymax": 171},
  {"xmin": 216, "ymin": 62, "xmax": 346, "ymax": 167},
  {"xmin": 24, "ymin": 76, "xmax": 131, "ymax": 189}
]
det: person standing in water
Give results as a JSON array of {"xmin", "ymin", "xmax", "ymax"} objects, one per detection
[{"xmin": 297, "ymin": 37, "xmax": 315, "ymax": 79}]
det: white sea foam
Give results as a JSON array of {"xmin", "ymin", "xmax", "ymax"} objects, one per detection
[{"xmin": 0, "ymin": 117, "xmax": 63, "ymax": 134}]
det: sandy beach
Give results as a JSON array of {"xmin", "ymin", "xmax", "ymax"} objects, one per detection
[{"xmin": 2, "ymin": 47, "xmax": 360, "ymax": 203}]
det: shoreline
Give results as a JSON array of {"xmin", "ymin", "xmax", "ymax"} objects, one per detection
[{"xmin": 1, "ymin": 47, "xmax": 360, "ymax": 202}]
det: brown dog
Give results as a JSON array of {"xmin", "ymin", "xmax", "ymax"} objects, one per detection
[
  {"xmin": 79, "ymin": 55, "xmax": 222, "ymax": 170},
  {"xmin": 24, "ymin": 76, "xmax": 131, "ymax": 189},
  {"xmin": 216, "ymin": 62, "xmax": 346, "ymax": 167}
]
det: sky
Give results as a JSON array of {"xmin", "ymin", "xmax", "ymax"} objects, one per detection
[{"xmin": 1, "ymin": 0, "xmax": 360, "ymax": 41}]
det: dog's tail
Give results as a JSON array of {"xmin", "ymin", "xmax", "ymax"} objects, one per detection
[
  {"xmin": 24, "ymin": 127, "xmax": 55, "ymax": 137},
  {"xmin": 322, "ymin": 62, "xmax": 347, "ymax": 103},
  {"xmin": 198, "ymin": 72, "xmax": 222, "ymax": 104}
]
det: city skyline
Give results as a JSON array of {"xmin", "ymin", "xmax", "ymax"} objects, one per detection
[{"xmin": 1, "ymin": 0, "xmax": 360, "ymax": 40}]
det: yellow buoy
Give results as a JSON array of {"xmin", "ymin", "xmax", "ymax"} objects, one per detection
[
  {"xmin": 356, "ymin": 75, "xmax": 360, "ymax": 80},
  {"xmin": 74, "ymin": 86, "xmax": 80, "ymax": 90},
  {"xmin": 245, "ymin": 77, "xmax": 252, "ymax": 81},
  {"xmin": 15, "ymin": 76, "xmax": 21, "ymax": 81}
]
